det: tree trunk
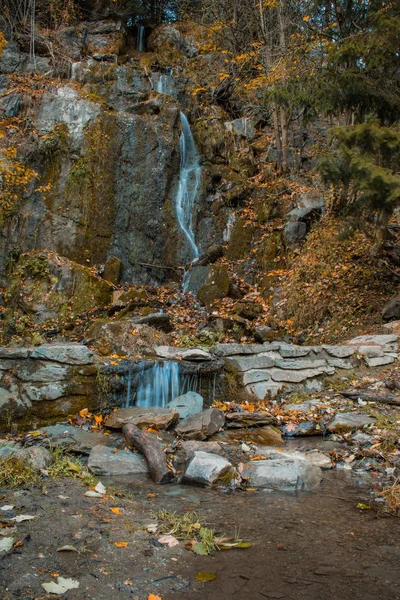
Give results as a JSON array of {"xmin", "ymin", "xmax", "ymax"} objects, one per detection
[
  {"xmin": 372, "ymin": 206, "xmax": 391, "ymax": 257},
  {"xmin": 122, "ymin": 423, "xmax": 174, "ymax": 484}
]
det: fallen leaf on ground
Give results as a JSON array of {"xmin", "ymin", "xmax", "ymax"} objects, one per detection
[
  {"xmin": 195, "ymin": 572, "xmax": 217, "ymax": 582},
  {"xmin": 84, "ymin": 491, "xmax": 103, "ymax": 498},
  {"xmin": 11, "ymin": 515, "xmax": 36, "ymax": 523},
  {"xmin": 146, "ymin": 524, "xmax": 158, "ymax": 533},
  {"xmin": 57, "ymin": 545, "xmax": 80, "ymax": 553},
  {"xmin": 114, "ymin": 541, "xmax": 128, "ymax": 548},
  {"xmin": 110, "ymin": 507, "xmax": 121, "ymax": 514},
  {"xmin": 42, "ymin": 577, "xmax": 80, "ymax": 595},
  {"xmin": 158, "ymin": 535, "xmax": 179, "ymax": 548},
  {"xmin": 0, "ymin": 537, "xmax": 13, "ymax": 553},
  {"xmin": 191, "ymin": 542, "xmax": 208, "ymax": 555},
  {"xmin": 356, "ymin": 503, "xmax": 371, "ymax": 510},
  {"xmin": 148, "ymin": 595, "xmax": 162, "ymax": 600},
  {"xmin": 0, "ymin": 505, "xmax": 14, "ymax": 511},
  {"xmin": 95, "ymin": 482, "xmax": 106, "ymax": 495}
]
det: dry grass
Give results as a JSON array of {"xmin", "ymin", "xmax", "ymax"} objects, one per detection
[
  {"xmin": 379, "ymin": 479, "xmax": 400, "ymax": 514},
  {"xmin": 277, "ymin": 217, "xmax": 398, "ymax": 343},
  {"xmin": 0, "ymin": 456, "xmax": 38, "ymax": 488}
]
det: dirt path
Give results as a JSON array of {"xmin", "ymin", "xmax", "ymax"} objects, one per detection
[{"xmin": 1, "ymin": 471, "xmax": 399, "ymax": 600}]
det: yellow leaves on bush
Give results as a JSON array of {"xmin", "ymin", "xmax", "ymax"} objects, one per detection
[
  {"xmin": 0, "ymin": 33, "xmax": 7, "ymax": 57},
  {"xmin": 0, "ymin": 147, "xmax": 39, "ymax": 217}
]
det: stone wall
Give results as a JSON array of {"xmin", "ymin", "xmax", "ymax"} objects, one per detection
[{"xmin": 0, "ymin": 344, "xmax": 98, "ymax": 431}]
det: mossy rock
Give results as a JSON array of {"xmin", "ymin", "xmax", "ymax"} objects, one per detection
[
  {"xmin": 118, "ymin": 288, "xmax": 148, "ymax": 304},
  {"xmin": 197, "ymin": 284, "xmax": 226, "ymax": 307},
  {"xmin": 196, "ymin": 265, "xmax": 230, "ymax": 306},
  {"xmin": 234, "ymin": 301, "xmax": 263, "ymax": 321},
  {"xmin": 225, "ymin": 218, "xmax": 255, "ymax": 261},
  {"xmin": 5, "ymin": 251, "xmax": 113, "ymax": 326}
]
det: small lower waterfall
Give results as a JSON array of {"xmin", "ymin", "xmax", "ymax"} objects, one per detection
[
  {"xmin": 122, "ymin": 360, "xmax": 219, "ymax": 408},
  {"xmin": 137, "ymin": 26, "xmax": 145, "ymax": 51},
  {"xmin": 175, "ymin": 113, "xmax": 202, "ymax": 260}
]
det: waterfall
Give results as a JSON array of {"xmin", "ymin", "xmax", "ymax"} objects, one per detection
[
  {"xmin": 176, "ymin": 113, "xmax": 201, "ymax": 260},
  {"xmin": 137, "ymin": 26, "xmax": 145, "ymax": 52}
]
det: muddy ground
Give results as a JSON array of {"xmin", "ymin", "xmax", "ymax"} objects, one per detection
[{"xmin": 1, "ymin": 468, "xmax": 399, "ymax": 600}]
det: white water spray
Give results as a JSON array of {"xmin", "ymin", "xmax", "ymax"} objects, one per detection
[{"xmin": 175, "ymin": 113, "xmax": 201, "ymax": 260}]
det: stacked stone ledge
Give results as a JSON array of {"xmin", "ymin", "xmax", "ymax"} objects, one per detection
[{"xmin": 209, "ymin": 335, "xmax": 399, "ymax": 400}]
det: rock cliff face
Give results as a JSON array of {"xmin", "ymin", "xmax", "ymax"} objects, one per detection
[{"xmin": 0, "ymin": 20, "xmax": 258, "ymax": 287}]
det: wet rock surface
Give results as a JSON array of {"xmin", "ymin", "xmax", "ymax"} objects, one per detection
[
  {"xmin": 88, "ymin": 445, "xmax": 148, "ymax": 475},
  {"xmin": 104, "ymin": 407, "xmax": 179, "ymax": 430},
  {"xmin": 166, "ymin": 391, "xmax": 204, "ymax": 419},
  {"xmin": 175, "ymin": 408, "xmax": 225, "ymax": 441}
]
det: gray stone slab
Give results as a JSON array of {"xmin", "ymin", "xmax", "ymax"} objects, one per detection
[
  {"xmin": 30, "ymin": 344, "xmax": 93, "ymax": 365},
  {"xmin": 274, "ymin": 359, "xmax": 327, "ymax": 370},
  {"xmin": 348, "ymin": 334, "xmax": 398, "ymax": 346},
  {"xmin": 104, "ymin": 407, "xmax": 179, "ymax": 430},
  {"xmin": 175, "ymin": 408, "xmax": 225, "ymax": 441},
  {"xmin": 327, "ymin": 412, "xmax": 376, "ymax": 433},
  {"xmin": 279, "ymin": 345, "xmax": 311, "ymax": 358},
  {"xmin": 270, "ymin": 368, "xmax": 324, "ymax": 383},
  {"xmin": 212, "ymin": 344, "xmax": 266, "ymax": 357},
  {"xmin": 322, "ymin": 345, "xmax": 355, "ymax": 358},
  {"xmin": 327, "ymin": 358, "xmax": 353, "ymax": 370},
  {"xmin": 225, "ymin": 355, "xmax": 274, "ymax": 372},
  {"xmin": 243, "ymin": 458, "xmax": 322, "ymax": 491},
  {"xmin": 0, "ymin": 348, "xmax": 29, "ymax": 359},
  {"xmin": 242, "ymin": 370, "xmax": 271, "ymax": 386},
  {"xmin": 88, "ymin": 445, "xmax": 148, "ymax": 475},
  {"xmin": 167, "ymin": 391, "xmax": 204, "ymax": 419},
  {"xmin": 364, "ymin": 355, "xmax": 395, "ymax": 368},
  {"xmin": 247, "ymin": 381, "xmax": 286, "ymax": 400},
  {"xmin": 155, "ymin": 346, "xmax": 213, "ymax": 361}
]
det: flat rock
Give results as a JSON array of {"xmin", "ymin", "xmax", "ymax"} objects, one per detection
[
  {"xmin": 41, "ymin": 425, "xmax": 118, "ymax": 454},
  {"xmin": 242, "ymin": 370, "xmax": 271, "ymax": 385},
  {"xmin": 274, "ymin": 359, "xmax": 327, "ymax": 370},
  {"xmin": 303, "ymin": 450, "xmax": 332, "ymax": 469},
  {"xmin": 155, "ymin": 346, "xmax": 213, "ymax": 361},
  {"xmin": 0, "ymin": 348, "xmax": 29, "ymax": 359},
  {"xmin": 16, "ymin": 362, "xmax": 69, "ymax": 382},
  {"xmin": 243, "ymin": 457, "xmax": 322, "ymax": 491},
  {"xmin": 182, "ymin": 451, "xmax": 236, "ymax": 486},
  {"xmin": 270, "ymin": 368, "xmax": 325, "ymax": 383},
  {"xmin": 364, "ymin": 355, "xmax": 395, "ymax": 368},
  {"xmin": 225, "ymin": 411, "xmax": 276, "ymax": 429},
  {"xmin": 322, "ymin": 346, "xmax": 355, "ymax": 358},
  {"xmin": 212, "ymin": 344, "xmax": 266, "ymax": 357},
  {"xmin": 348, "ymin": 334, "xmax": 398, "ymax": 346},
  {"xmin": 30, "ymin": 344, "xmax": 93, "ymax": 365},
  {"xmin": 104, "ymin": 407, "xmax": 179, "ymax": 430},
  {"xmin": 357, "ymin": 345, "xmax": 384, "ymax": 358},
  {"xmin": 15, "ymin": 446, "xmax": 54, "ymax": 471},
  {"xmin": 327, "ymin": 358, "xmax": 353, "ymax": 369},
  {"xmin": 166, "ymin": 391, "xmax": 203, "ymax": 419},
  {"xmin": 88, "ymin": 445, "xmax": 148, "ymax": 475},
  {"xmin": 327, "ymin": 412, "xmax": 376, "ymax": 433},
  {"xmin": 279, "ymin": 345, "xmax": 311, "ymax": 358},
  {"xmin": 225, "ymin": 355, "xmax": 274, "ymax": 372},
  {"xmin": 221, "ymin": 426, "xmax": 283, "ymax": 446},
  {"xmin": 175, "ymin": 408, "xmax": 225, "ymax": 441},
  {"xmin": 283, "ymin": 399, "xmax": 328, "ymax": 413}
]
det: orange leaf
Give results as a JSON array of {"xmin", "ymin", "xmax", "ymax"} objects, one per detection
[
  {"xmin": 110, "ymin": 507, "xmax": 121, "ymax": 514},
  {"xmin": 148, "ymin": 595, "xmax": 162, "ymax": 600},
  {"xmin": 114, "ymin": 541, "xmax": 128, "ymax": 547}
]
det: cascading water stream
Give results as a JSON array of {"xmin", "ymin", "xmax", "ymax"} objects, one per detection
[
  {"xmin": 175, "ymin": 113, "xmax": 201, "ymax": 260},
  {"xmin": 137, "ymin": 26, "xmax": 145, "ymax": 52}
]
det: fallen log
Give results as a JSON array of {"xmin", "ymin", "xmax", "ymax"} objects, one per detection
[
  {"xmin": 341, "ymin": 390, "xmax": 400, "ymax": 406},
  {"xmin": 122, "ymin": 423, "xmax": 174, "ymax": 485}
]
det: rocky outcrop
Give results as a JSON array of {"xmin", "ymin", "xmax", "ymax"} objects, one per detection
[
  {"xmin": 182, "ymin": 451, "xmax": 236, "ymax": 486},
  {"xmin": 104, "ymin": 406, "xmax": 179, "ymax": 430},
  {"xmin": 175, "ymin": 408, "xmax": 225, "ymax": 440}
]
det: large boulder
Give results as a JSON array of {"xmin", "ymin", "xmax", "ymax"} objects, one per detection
[
  {"xmin": 104, "ymin": 406, "xmax": 179, "ymax": 430},
  {"xmin": 148, "ymin": 23, "xmax": 199, "ymax": 58},
  {"xmin": 15, "ymin": 446, "xmax": 54, "ymax": 471},
  {"xmin": 243, "ymin": 456, "xmax": 322, "ymax": 491},
  {"xmin": 167, "ymin": 391, "xmax": 204, "ymax": 419},
  {"xmin": 382, "ymin": 296, "xmax": 400, "ymax": 321},
  {"xmin": 182, "ymin": 451, "xmax": 236, "ymax": 486},
  {"xmin": 175, "ymin": 408, "xmax": 225, "ymax": 440}
]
